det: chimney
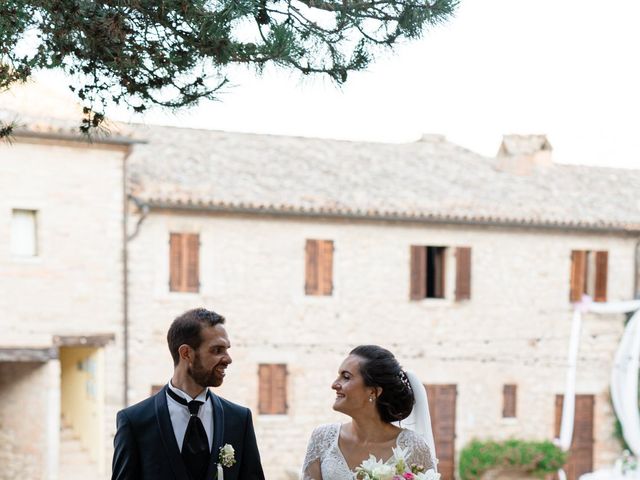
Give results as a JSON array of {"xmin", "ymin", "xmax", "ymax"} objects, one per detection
[{"xmin": 496, "ymin": 134, "xmax": 552, "ymax": 175}]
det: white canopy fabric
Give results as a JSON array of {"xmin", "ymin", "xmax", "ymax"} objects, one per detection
[{"xmin": 557, "ymin": 297, "xmax": 640, "ymax": 480}]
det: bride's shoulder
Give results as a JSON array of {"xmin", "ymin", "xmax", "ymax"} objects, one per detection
[
  {"xmin": 306, "ymin": 423, "xmax": 339, "ymax": 450},
  {"xmin": 398, "ymin": 429, "xmax": 435, "ymax": 467},
  {"xmin": 398, "ymin": 428, "xmax": 429, "ymax": 448},
  {"xmin": 310, "ymin": 422, "xmax": 340, "ymax": 438}
]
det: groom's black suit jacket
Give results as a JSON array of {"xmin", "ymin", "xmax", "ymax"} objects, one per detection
[{"xmin": 112, "ymin": 385, "xmax": 265, "ymax": 480}]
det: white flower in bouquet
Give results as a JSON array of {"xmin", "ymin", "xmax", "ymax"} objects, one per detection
[{"xmin": 415, "ymin": 470, "xmax": 441, "ymax": 480}]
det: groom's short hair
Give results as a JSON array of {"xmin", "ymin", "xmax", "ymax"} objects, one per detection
[{"xmin": 167, "ymin": 308, "xmax": 226, "ymax": 366}]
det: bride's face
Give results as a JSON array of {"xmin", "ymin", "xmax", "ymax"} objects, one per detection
[{"xmin": 331, "ymin": 354, "xmax": 375, "ymax": 415}]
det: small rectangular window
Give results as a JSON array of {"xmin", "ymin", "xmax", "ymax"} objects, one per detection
[
  {"xmin": 11, "ymin": 209, "xmax": 38, "ymax": 256},
  {"xmin": 410, "ymin": 245, "xmax": 472, "ymax": 301},
  {"xmin": 258, "ymin": 364, "xmax": 288, "ymax": 415},
  {"xmin": 503, "ymin": 384, "xmax": 517, "ymax": 418},
  {"xmin": 570, "ymin": 250, "xmax": 607, "ymax": 302}
]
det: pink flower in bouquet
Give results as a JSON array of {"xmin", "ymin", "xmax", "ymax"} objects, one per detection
[{"xmin": 403, "ymin": 474, "xmax": 415, "ymax": 479}]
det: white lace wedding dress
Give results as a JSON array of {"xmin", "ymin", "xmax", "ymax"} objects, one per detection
[{"xmin": 301, "ymin": 423, "xmax": 436, "ymax": 480}]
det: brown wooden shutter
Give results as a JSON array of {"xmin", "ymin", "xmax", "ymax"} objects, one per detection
[
  {"xmin": 305, "ymin": 240, "xmax": 319, "ymax": 295},
  {"xmin": 555, "ymin": 395, "xmax": 594, "ymax": 480},
  {"xmin": 426, "ymin": 384, "xmax": 457, "ymax": 480},
  {"xmin": 410, "ymin": 246, "xmax": 427, "ymax": 300},
  {"xmin": 594, "ymin": 251, "xmax": 608, "ymax": 302},
  {"xmin": 271, "ymin": 364, "xmax": 288, "ymax": 414},
  {"xmin": 319, "ymin": 240, "xmax": 334, "ymax": 296},
  {"xmin": 170, "ymin": 233, "xmax": 184, "ymax": 291},
  {"xmin": 258, "ymin": 364, "xmax": 272, "ymax": 414},
  {"xmin": 570, "ymin": 250, "xmax": 587, "ymax": 302},
  {"xmin": 502, "ymin": 384, "xmax": 516, "ymax": 418},
  {"xmin": 258, "ymin": 364, "xmax": 287, "ymax": 414},
  {"xmin": 455, "ymin": 247, "xmax": 472, "ymax": 301},
  {"xmin": 185, "ymin": 234, "xmax": 200, "ymax": 292},
  {"xmin": 169, "ymin": 233, "xmax": 199, "ymax": 292}
]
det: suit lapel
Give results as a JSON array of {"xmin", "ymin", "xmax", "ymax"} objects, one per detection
[
  {"xmin": 155, "ymin": 385, "xmax": 190, "ymax": 479},
  {"xmin": 205, "ymin": 391, "xmax": 225, "ymax": 479}
]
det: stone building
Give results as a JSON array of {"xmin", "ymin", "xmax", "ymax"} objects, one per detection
[
  {"xmin": 125, "ymin": 126, "xmax": 640, "ymax": 479},
  {"xmin": 0, "ymin": 85, "xmax": 132, "ymax": 480},
  {"xmin": 2, "ymin": 87, "xmax": 640, "ymax": 480}
]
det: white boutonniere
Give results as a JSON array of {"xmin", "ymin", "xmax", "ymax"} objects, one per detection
[{"xmin": 219, "ymin": 443, "xmax": 236, "ymax": 468}]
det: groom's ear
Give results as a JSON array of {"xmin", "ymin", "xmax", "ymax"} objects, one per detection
[{"xmin": 178, "ymin": 344, "xmax": 193, "ymax": 362}]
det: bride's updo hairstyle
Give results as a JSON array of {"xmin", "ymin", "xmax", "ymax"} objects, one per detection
[{"xmin": 350, "ymin": 345, "xmax": 414, "ymax": 423}]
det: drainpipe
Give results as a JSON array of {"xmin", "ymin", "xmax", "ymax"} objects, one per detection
[
  {"xmin": 635, "ymin": 239, "xmax": 640, "ymax": 299},
  {"xmin": 122, "ymin": 194, "xmax": 149, "ymax": 406},
  {"xmin": 122, "ymin": 153, "xmax": 130, "ymax": 407}
]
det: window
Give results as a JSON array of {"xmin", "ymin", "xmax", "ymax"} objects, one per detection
[
  {"xmin": 11, "ymin": 209, "xmax": 38, "ymax": 256},
  {"xmin": 570, "ymin": 250, "xmax": 607, "ymax": 302},
  {"xmin": 410, "ymin": 245, "xmax": 471, "ymax": 301},
  {"xmin": 305, "ymin": 239, "xmax": 334, "ymax": 296},
  {"xmin": 258, "ymin": 364, "xmax": 287, "ymax": 415},
  {"xmin": 169, "ymin": 233, "xmax": 200, "ymax": 292},
  {"xmin": 502, "ymin": 384, "xmax": 517, "ymax": 418}
]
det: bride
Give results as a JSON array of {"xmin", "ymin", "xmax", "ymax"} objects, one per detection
[{"xmin": 302, "ymin": 345, "xmax": 437, "ymax": 479}]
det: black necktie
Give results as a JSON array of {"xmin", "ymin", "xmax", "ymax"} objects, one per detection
[{"xmin": 167, "ymin": 387, "xmax": 210, "ymax": 480}]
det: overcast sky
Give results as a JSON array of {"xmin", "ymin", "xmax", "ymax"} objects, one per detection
[{"xmin": 81, "ymin": 1, "xmax": 640, "ymax": 169}]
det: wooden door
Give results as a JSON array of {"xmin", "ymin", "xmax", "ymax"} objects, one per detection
[
  {"xmin": 554, "ymin": 395, "xmax": 595, "ymax": 480},
  {"xmin": 426, "ymin": 384, "xmax": 457, "ymax": 480}
]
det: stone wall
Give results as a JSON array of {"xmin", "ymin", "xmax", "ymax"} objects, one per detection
[
  {"xmin": 127, "ymin": 211, "xmax": 635, "ymax": 478},
  {"xmin": 0, "ymin": 361, "xmax": 59, "ymax": 480},
  {"xmin": 0, "ymin": 137, "xmax": 127, "ymax": 477}
]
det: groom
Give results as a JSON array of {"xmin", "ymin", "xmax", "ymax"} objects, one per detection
[{"xmin": 112, "ymin": 308, "xmax": 265, "ymax": 480}]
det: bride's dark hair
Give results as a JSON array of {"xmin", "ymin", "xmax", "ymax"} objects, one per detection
[{"xmin": 350, "ymin": 345, "xmax": 414, "ymax": 423}]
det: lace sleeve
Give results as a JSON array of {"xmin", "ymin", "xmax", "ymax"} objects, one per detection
[
  {"xmin": 301, "ymin": 424, "xmax": 332, "ymax": 480},
  {"xmin": 401, "ymin": 430, "xmax": 436, "ymax": 472}
]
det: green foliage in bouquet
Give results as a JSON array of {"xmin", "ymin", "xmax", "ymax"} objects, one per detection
[{"xmin": 458, "ymin": 439, "xmax": 566, "ymax": 480}]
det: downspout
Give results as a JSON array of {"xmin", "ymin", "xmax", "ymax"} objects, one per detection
[
  {"xmin": 122, "ymin": 151, "xmax": 130, "ymax": 407},
  {"xmin": 635, "ymin": 238, "xmax": 640, "ymax": 299}
]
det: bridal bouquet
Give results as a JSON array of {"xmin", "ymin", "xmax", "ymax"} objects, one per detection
[{"xmin": 355, "ymin": 446, "xmax": 440, "ymax": 480}]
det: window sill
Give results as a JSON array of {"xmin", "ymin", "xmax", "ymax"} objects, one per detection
[
  {"xmin": 500, "ymin": 417, "xmax": 518, "ymax": 425},
  {"xmin": 8, "ymin": 255, "xmax": 42, "ymax": 264},
  {"xmin": 412, "ymin": 298, "xmax": 454, "ymax": 307}
]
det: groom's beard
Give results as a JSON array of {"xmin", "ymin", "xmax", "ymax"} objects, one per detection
[{"xmin": 188, "ymin": 353, "xmax": 223, "ymax": 388}]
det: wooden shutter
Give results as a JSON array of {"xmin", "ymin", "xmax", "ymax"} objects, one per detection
[
  {"xmin": 594, "ymin": 251, "xmax": 608, "ymax": 302},
  {"xmin": 570, "ymin": 250, "xmax": 587, "ymax": 302},
  {"xmin": 410, "ymin": 246, "xmax": 427, "ymax": 300},
  {"xmin": 305, "ymin": 240, "xmax": 319, "ymax": 295},
  {"xmin": 555, "ymin": 395, "xmax": 594, "ymax": 480},
  {"xmin": 319, "ymin": 240, "xmax": 334, "ymax": 296},
  {"xmin": 170, "ymin": 233, "xmax": 183, "ymax": 291},
  {"xmin": 426, "ymin": 384, "xmax": 457, "ymax": 480},
  {"xmin": 455, "ymin": 247, "xmax": 472, "ymax": 301},
  {"xmin": 185, "ymin": 234, "xmax": 200, "ymax": 292},
  {"xmin": 258, "ymin": 364, "xmax": 272, "ymax": 414},
  {"xmin": 258, "ymin": 364, "xmax": 287, "ymax": 414},
  {"xmin": 271, "ymin": 364, "xmax": 288, "ymax": 414},
  {"xmin": 169, "ymin": 233, "xmax": 200, "ymax": 292},
  {"xmin": 502, "ymin": 384, "xmax": 516, "ymax": 418}
]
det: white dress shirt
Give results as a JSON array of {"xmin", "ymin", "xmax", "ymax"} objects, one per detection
[{"xmin": 166, "ymin": 382, "xmax": 214, "ymax": 451}]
